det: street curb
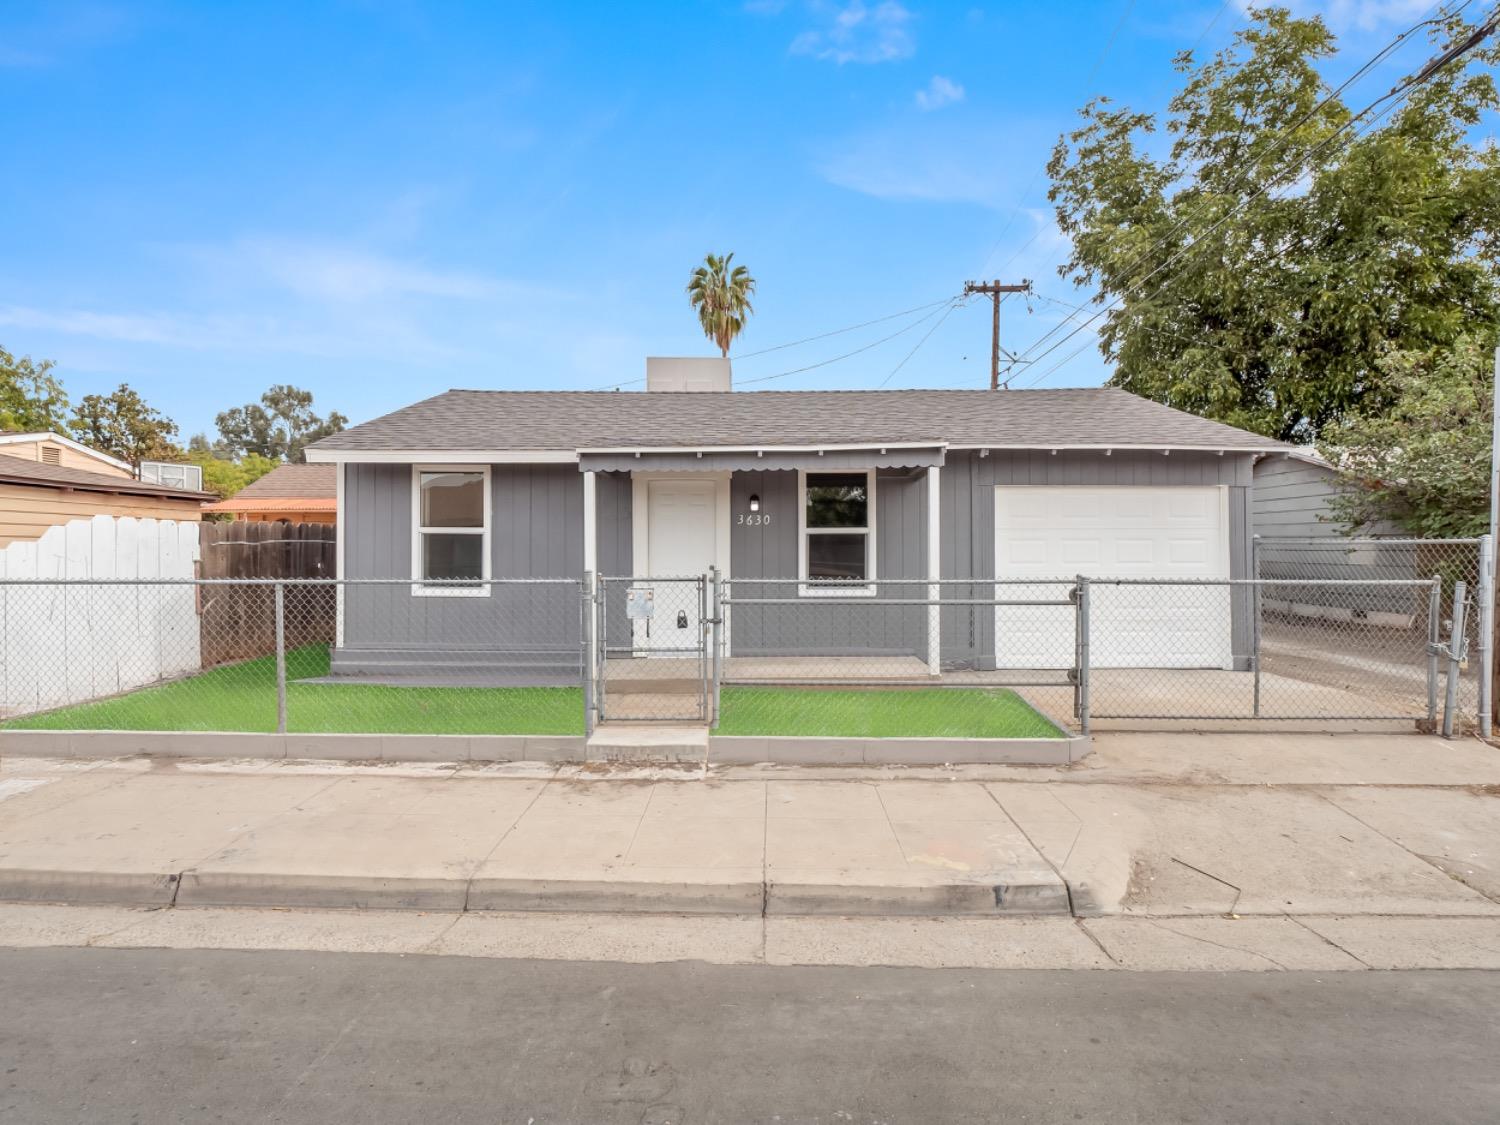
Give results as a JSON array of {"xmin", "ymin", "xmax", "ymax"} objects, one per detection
[
  {"xmin": 0, "ymin": 868, "xmax": 180, "ymax": 907},
  {"xmin": 0, "ymin": 868, "xmax": 1075, "ymax": 917},
  {"xmin": 176, "ymin": 872, "xmax": 470, "ymax": 912},
  {"xmin": 766, "ymin": 874, "xmax": 1072, "ymax": 916}
]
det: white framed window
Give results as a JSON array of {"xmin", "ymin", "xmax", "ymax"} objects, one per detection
[
  {"xmin": 798, "ymin": 469, "xmax": 876, "ymax": 596},
  {"xmin": 411, "ymin": 465, "xmax": 491, "ymax": 597}
]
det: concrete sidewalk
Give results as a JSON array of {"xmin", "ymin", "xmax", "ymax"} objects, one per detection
[{"xmin": 2, "ymin": 732, "xmax": 1498, "ymax": 920}]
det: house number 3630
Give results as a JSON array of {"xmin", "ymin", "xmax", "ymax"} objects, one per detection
[{"xmin": 737, "ymin": 514, "xmax": 771, "ymax": 526}]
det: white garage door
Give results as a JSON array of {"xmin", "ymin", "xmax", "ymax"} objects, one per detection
[{"xmin": 993, "ymin": 486, "xmax": 1233, "ymax": 669}]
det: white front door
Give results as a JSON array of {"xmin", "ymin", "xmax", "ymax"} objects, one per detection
[
  {"xmin": 638, "ymin": 479, "xmax": 717, "ymax": 651},
  {"xmin": 993, "ymin": 485, "xmax": 1232, "ymax": 669}
]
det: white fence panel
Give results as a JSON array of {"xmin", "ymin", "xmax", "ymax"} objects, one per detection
[{"xmin": 0, "ymin": 516, "xmax": 201, "ymax": 718}]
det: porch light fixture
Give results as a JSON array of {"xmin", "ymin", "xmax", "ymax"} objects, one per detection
[{"xmin": 749, "ymin": 494, "xmax": 761, "ymax": 513}]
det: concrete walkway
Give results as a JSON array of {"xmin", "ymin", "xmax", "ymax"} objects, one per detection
[{"xmin": 2, "ymin": 732, "xmax": 1498, "ymax": 926}]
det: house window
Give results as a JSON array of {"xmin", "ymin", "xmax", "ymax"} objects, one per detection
[
  {"xmin": 800, "ymin": 470, "xmax": 875, "ymax": 593},
  {"xmin": 412, "ymin": 466, "xmax": 490, "ymax": 596}
]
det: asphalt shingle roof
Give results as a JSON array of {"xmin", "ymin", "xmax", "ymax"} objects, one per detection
[
  {"xmin": 0, "ymin": 453, "xmax": 215, "ymax": 500},
  {"xmin": 232, "ymin": 462, "xmax": 337, "ymax": 499},
  {"xmin": 311, "ymin": 387, "xmax": 1288, "ymax": 454}
]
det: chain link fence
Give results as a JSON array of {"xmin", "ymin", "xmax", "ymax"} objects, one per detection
[
  {"xmin": 0, "ymin": 537, "xmax": 1490, "ymax": 742},
  {"xmin": 714, "ymin": 577, "xmax": 1081, "ymax": 739},
  {"xmin": 0, "ymin": 579, "xmax": 587, "ymax": 736}
]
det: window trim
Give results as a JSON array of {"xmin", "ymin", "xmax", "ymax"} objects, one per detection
[
  {"xmin": 797, "ymin": 468, "xmax": 877, "ymax": 597},
  {"xmin": 410, "ymin": 464, "xmax": 491, "ymax": 598}
]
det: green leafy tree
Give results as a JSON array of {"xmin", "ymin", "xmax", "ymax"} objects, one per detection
[
  {"xmin": 1323, "ymin": 336, "xmax": 1494, "ymax": 538},
  {"xmin": 68, "ymin": 384, "xmax": 180, "ymax": 469},
  {"xmin": 0, "ymin": 346, "xmax": 70, "ymax": 433},
  {"xmin": 186, "ymin": 444, "xmax": 279, "ymax": 499},
  {"xmin": 687, "ymin": 253, "xmax": 757, "ymax": 357},
  {"xmin": 1047, "ymin": 7, "xmax": 1500, "ymax": 442},
  {"xmin": 215, "ymin": 384, "xmax": 347, "ymax": 462}
]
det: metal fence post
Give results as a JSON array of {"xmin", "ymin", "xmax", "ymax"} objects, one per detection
[
  {"xmin": 709, "ymin": 566, "xmax": 723, "ymax": 725},
  {"xmin": 1479, "ymin": 534, "xmax": 1494, "ymax": 739},
  {"xmin": 1077, "ymin": 575, "xmax": 1091, "ymax": 737},
  {"xmin": 1427, "ymin": 576, "xmax": 1443, "ymax": 730},
  {"xmin": 1251, "ymin": 535, "xmax": 1262, "ymax": 718},
  {"xmin": 273, "ymin": 581, "xmax": 287, "ymax": 735},
  {"xmin": 1442, "ymin": 580, "xmax": 1469, "ymax": 740},
  {"xmin": 581, "ymin": 572, "xmax": 596, "ymax": 736}
]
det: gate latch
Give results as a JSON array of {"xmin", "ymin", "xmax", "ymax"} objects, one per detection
[{"xmin": 677, "ymin": 610, "xmax": 689, "ymax": 629}]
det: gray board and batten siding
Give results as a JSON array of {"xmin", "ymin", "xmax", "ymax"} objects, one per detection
[
  {"xmin": 336, "ymin": 462, "xmax": 592, "ymax": 681},
  {"xmin": 335, "ymin": 450, "xmax": 1257, "ymax": 676}
]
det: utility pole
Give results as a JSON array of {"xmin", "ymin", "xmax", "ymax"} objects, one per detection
[{"xmin": 963, "ymin": 279, "xmax": 1032, "ymax": 389}]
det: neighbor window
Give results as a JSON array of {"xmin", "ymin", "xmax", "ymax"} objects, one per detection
[
  {"xmin": 413, "ymin": 467, "xmax": 488, "ymax": 594},
  {"xmin": 801, "ymin": 471, "xmax": 874, "ymax": 591}
]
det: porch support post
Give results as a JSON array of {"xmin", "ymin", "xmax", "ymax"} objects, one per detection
[
  {"xmin": 926, "ymin": 464, "xmax": 941, "ymax": 677},
  {"xmin": 582, "ymin": 471, "xmax": 598, "ymax": 578},
  {"xmin": 582, "ymin": 471, "xmax": 599, "ymax": 730},
  {"xmin": 334, "ymin": 462, "xmax": 345, "ymax": 650}
]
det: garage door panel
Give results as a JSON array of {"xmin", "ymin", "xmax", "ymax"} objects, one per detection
[{"xmin": 995, "ymin": 486, "xmax": 1232, "ymax": 669}]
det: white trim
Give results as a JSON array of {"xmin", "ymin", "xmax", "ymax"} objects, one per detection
[
  {"xmin": 585, "ymin": 441, "xmax": 944, "ymax": 455},
  {"xmin": 410, "ymin": 464, "xmax": 492, "ymax": 598},
  {"xmin": 797, "ymin": 468, "xmax": 877, "ymax": 597},
  {"xmin": 335, "ymin": 463, "xmax": 346, "ymax": 647},
  {"xmin": 582, "ymin": 470, "xmax": 598, "ymax": 578},
  {"xmin": 306, "ymin": 449, "xmax": 576, "ymax": 465},
  {"xmin": 0, "ymin": 431, "xmax": 134, "ymax": 474},
  {"xmin": 926, "ymin": 465, "xmax": 941, "ymax": 675},
  {"xmin": 948, "ymin": 443, "xmax": 1283, "ymax": 454}
]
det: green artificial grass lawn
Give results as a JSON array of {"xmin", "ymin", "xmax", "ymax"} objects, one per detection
[
  {"xmin": 5, "ymin": 647, "xmax": 1059, "ymax": 740},
  {"xmin": 3, "ymin": 645, "xmax": 585, "ymax": 736},
  {"xmin": 715, "ymin": 686, "xmax": 1062, "ymax": 739}
]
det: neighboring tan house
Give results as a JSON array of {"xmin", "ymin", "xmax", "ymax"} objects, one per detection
[
  {"xmin": 201, "ymin": 462, "xmax": 337, "ymax": 523},
  {"xmin": 0, "ymin": 430, "xmax": 135, "ymax": 478},
  {"xmin": 0, "ymin": 453, "xmax": 213, "ymax": 548},
  {"xmin": 306, "ymin": 357, "xmax": 1292, "ymax": 680}
]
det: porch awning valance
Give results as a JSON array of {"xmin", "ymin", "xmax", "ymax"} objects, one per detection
[{"xmin": 576, "ymin": 445, "xmax": 945, "ymax": 474}]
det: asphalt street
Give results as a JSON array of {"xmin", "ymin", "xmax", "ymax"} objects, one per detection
[{"xmin": 2, "ymin": 947, "xmax": 1496, "ymax": 1124}]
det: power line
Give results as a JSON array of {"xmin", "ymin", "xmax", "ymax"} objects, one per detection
[
  {"xmin": 730, "ymin": 296, "xmax": 955, "ymax": 359},
  {"xmin": 583, "ymin": 294, "xmax": 958, "ymax": 390},
  {"xmin": 734, "ymin": 299, "xmax": 961, "ymax": 386},
  {"xmin": 877, "ymin": 297, "xmax": 969, "ymax": 388},
  {"xmin": 1003, "ymin": 0, "xmax": 1482, "ymax": 383}
]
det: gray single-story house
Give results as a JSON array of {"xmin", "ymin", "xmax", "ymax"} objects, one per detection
[{"xmin": 305, "ymin": 358, "xmax": 1290, "ymax": 678}]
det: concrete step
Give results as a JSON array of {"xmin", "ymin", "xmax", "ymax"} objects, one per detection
[{"xmin": 585, "ymin": 724, "xmax": 709, "ymax": 763}]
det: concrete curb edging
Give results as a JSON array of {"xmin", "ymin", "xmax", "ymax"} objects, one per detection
[
  {"xmin": 709, "ymin": 734, "xmax": 1088, "ymax": 765},
  {"xmin": 0, "ymin": 868, "xmax": 1073, "ymax": 918},
  {"xmin": 1, "ymin": 729, "xmax": 1089, "ymax": 766}
]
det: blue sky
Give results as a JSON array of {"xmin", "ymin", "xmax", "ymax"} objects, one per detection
[{"xmin": 0, "ymin": 0, "xmax": 1450, "ymax": 438}]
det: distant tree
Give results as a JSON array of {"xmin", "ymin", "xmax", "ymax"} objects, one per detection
[
  {"xmin": 0, "ymin": 346, "xmax": 70, "ymax": 433},
  {"xmin": 1046, "ymin": 7, "xmax": 1500, "ymax": 442},
  {"xmin": 186, "ymin": 445, "xmax": 279, "ymax": 499},
  {"xmin": 687, "ymin": 253, "xmax": 757, "ymax": 357},
  {"xmin": 1323, "ymin": 336, "xmax": 1494, "ymax": 538},
  {"xmin": 68, "ymin": 384, "xmax": 180, "ymax": 469},
  {"xmin": 215, "ymin": 384, "xmax": 347, "ymax": 462}
]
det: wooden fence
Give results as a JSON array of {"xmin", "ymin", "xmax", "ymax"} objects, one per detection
[{"xmin": 198, "ymin": 522, "xmax": 338, "ymax": 666}]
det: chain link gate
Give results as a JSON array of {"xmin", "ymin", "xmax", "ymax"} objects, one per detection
[{"xmin": 592, "ymin": 575, "xmax": 710, "ymax": 724}]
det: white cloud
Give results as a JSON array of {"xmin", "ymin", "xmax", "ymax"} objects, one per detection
[
  {"xmin": 235, "ymin": 239, "xmax": 504, "ymax": 303},
  {"xmin": 915, "ymin": 75, "xmax": 965, "ymax": 111},
  {"xmin": 790, "ymin": 1, "xmax": 915, "ymax": 64},
  {"xmin": 818, "ymin": 120, "xmax": 1026, "ymax": 208}
]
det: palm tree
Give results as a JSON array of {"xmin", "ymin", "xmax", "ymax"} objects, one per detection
[{"xmin": 686, "ymin": 253, "xmax": 756, "ymax": 357}]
